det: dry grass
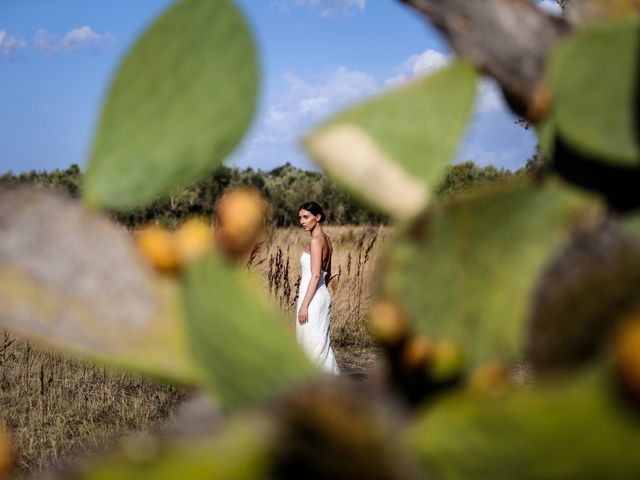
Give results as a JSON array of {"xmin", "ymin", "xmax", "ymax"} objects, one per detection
[
  {"xmin": 0, "ymin": 333, "xmax": 185, "ymax": 478},
  {"xmin": 1, "ymin": 224, "xmax": 390, "ymax": 477}
]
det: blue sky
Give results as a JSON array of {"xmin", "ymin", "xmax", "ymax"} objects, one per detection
[{"xmin": 0, "ymin": 0, "xmax": 562, "ymax": 174}]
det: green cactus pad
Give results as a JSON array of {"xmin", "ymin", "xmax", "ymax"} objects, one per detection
[
  {"xmin": 549, "ymin": 17, "xmax": 640, "ymax": 166},
  {"xmin": 380, "ymin": 178, "xmax": 600, "ymax": 368},
  {"xmin": 305, "ymin": 61, "xmax": 477, "ymax": 221},
  {"xmin": 0, "ymin": 187, "xmax": 201, "ymax": 384},
  {"xmin": 83, "ymin": 0, "xmax": 259, "ymax": 211},
  {"xmin": 404, "ymin": 367, "xmax": 640, "ymax": 480},
  {"xmin": 64, "ymin": 415, "xmax": 274, "ymax": 480},
  {"xmin": 182, "ymin": 252, "xmax": 317, "ymax": 409}
]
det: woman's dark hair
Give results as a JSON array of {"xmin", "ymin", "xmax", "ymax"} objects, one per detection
[{"xmin": 298, "ymin": 201, "xmax": 326, "ymax": 223}]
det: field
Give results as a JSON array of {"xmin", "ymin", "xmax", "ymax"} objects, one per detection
[{"xmin": 0, "ymin": 224, "xmax": 388, "ymax": 477}]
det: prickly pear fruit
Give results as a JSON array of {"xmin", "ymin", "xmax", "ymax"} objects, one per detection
[
  {"xmin": 612, "ymin": 314, "xmax": 640, "ymax": 409},
  {"xmin": 367, "ymin": 300, "xmax": 411, "ymax": 347},
  {"xmin": 136, "ymin": 225, "xmax": 180, "ymax": 273},
  {"xmin": 175, "ymin": 218, "xmax": 214, "ymax": 264},
  {"xmin": 214, "ymin": 186, "xmax": 266, "ymax": 260}
]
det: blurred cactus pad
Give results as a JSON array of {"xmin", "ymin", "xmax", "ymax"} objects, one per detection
[{"xmin": 2, "ymin": 0, "xmax": 640, "ymax": 479}]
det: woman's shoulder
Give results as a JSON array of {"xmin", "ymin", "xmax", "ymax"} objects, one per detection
[
  {"xmin": 310, "ymin": 234, "xmax": 330, "ymax": 251},
  {"xmin": 309, "ymin": 236, "xmax": 324, "ymax": 248}
]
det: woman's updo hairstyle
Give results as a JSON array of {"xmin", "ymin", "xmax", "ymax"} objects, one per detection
[{"xmin": 299, "ymin": 201, "xmax": 326, "ymax": 223}]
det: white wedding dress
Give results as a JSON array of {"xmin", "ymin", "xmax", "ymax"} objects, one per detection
[{"xmin": 296, "ymin": 250, "xmax": 340, "ymax": 375}]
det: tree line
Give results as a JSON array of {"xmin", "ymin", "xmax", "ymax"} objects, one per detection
[{"xmin": 0, "ymin": 159, "xmax": 539, "ymax": 228}]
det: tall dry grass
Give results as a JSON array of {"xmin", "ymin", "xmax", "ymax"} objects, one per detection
[{"xmin": 0, "ymin": 333, "xmax": 184, "ymax": 478}]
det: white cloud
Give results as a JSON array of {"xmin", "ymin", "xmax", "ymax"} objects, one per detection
[
  {"xmin": 385, "ymin": 49, "xmax": 451, "ymax": 87},
  {"xmin": 34, "ymin": 26, "xmax": 113, "ymax": 56},
  {"xmin": 257, "ymin": 48, "xmax": 489, "ymax": 150},
  {"xmin": 536, "ymin": 0, "xmax": 562, "ymax": 15},
  {"xmin": 262, "ymin": 66, "xmax": 378, "ymax": 139},
  {"xmin": 401, "ymin": 49, "xmax": 451, "ymax": 77},
  {"xmin": 384, "ymin": 48, "xmax": 505, "ymax": 113},
  {"xmin": 275, "ymin": 0, "xmax": 366, "ymax": 16},
  {"xmin": 229, "ymin": 48, "xmax": 534, "ymax": 172},
  {"xmin": 0, "ymin": 30, "xmax": 27, "ymax": 57},
  {"xmin": 477, "ymin": 78, "xmax": 506, "ymax": 113},
  {"xmin": 300, "ymin": 96, "xmax": 329, "ymax": 115},
  {"xmin": 227, "ymin": 65, "xmax": 379, "ymax": 169}
]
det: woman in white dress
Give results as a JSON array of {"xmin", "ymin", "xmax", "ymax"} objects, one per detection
[{"xmin": 296, "ymin": 201, "xmax": 340, "ymax": 375}]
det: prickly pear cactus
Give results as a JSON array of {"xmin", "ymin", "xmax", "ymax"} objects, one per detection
[{"xmin": 1, "ymin": 0, "xmax": 639, "ymax": 479}]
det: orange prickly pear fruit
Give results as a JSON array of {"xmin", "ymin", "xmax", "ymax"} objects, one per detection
[
  {"xmin": 401, "ymin": 335, "xmax": 433, "ymax": 371},
  {"xmin": 527, "ymin": 82, "xmax": 553, "ymax": 123},
  {"xmin": 367, "ymin": 299, "xmax": 410, "ymax": 346},
  {"xmin": 136, "ymin": 225, "xmax": 180, "ymax": 273},
  {"xmin": 612, "ymin": 314, "xmax": 640, "ymax": 408},
  {"xmin": 214, "ymin": 186, "xmax": 266, "ymax": 259},
  {"xmin": 175, "ymin": 217, "xmax": 214, "ymax": 264}
]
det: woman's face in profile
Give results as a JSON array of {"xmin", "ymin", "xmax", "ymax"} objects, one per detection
[{"xmin": 298, "ymin": 209, "xmax": 319, "ymax": 231}]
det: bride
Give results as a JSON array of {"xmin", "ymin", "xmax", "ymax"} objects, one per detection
[{"xmin": 296, "ymin": 201, "xmax": 340, "ymax": 375}]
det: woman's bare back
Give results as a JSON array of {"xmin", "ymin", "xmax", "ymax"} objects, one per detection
[{"xmin": 306, "ymin": 232, "xmax": 332, "ymax": 273}]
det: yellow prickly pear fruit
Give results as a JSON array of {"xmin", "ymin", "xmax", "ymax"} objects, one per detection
[
  {"xmin": 135, "ymin": 225, "xmax": 180, "ymax": 273},
  {"xmin": 428, "ymin": 339, "xmax": 466, "ymax": 383},
  {"xmin": 214, "ymin": 186, "xmax": 266, "ymax": 259},
  {"xmin": 612, "ymin": 314, "xmax": 640, "ymax": 407},
  {"xmin": 175, "ymin": 217, "xmax": 214, "ymax": 264},
  {"xmin": 401, "ymin": 335, "xmax": 433, "ymax": 371},
  {"xmin": 366, "ymin": 299, "xmax": 410, "ymax": 346}
]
